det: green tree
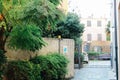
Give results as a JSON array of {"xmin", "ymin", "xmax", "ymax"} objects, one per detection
[
  {"xmin": 0, "ymin": 1, "xmax": 64, "ymax": 79},
  {"xmin": 106, "ymin": 21, "xmax": 110, "ymax": 41},
  {"xmin": 0, "ymin": 0, "xmax": 64, "ymax": 52},
  {"xmin": 53, "ymin": 12, "xmax": 84, "ymax": 40}
]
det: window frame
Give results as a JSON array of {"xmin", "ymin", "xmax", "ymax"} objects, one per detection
[
  {"xmin": 87, "ymin": 34, "xmax": 92, "ymax": 41},
  {"xmin": 97, "ymin": 34, "xmax": 102, "ymax": 41},
  {"xmin": 97, "ymin": 20, "xmax": 102, "ymax": 27},
  {"xmin": 87, "ymin": 20, "xmax": 91, "ymax": 27}
]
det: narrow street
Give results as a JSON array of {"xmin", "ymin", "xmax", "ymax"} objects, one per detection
[{"xmin": 71, "ymin": 61, "xmax": 116, "ymax": 80}]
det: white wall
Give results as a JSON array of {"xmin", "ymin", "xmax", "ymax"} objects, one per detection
[{"xmin": 81, "ymin": 18, "xmax": 107, "ymax": 42}]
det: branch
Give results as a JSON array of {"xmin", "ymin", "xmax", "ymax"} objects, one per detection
[{"xmin": 1, "ymin": 13, "xmax": 13, "ymax": 52}]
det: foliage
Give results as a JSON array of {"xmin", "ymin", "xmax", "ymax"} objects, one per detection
[
  {"xmin": 0, "ymin": 0, "xmax": 65, "ymax": 79},
  {"xmin": 74, "ymin": 51, "xmax": 79, "ymax": 58},
  {"xmin": 74, "ymin": 52, "xmax": 84, "ymax": 64},
  {"xmin": 107, "ymin": 36, "xmax": 110, "ymax": 41},
  {"xmin": 88, "ymin": 51, "xmax": 100, "ymax": 56},
  {"xmin": 30, "ymin": 53, "xmax": 69, "ymax": 80},
  {"xmin": 0, "ymin": 49, "xmax": 6, "ymax": 80},
  {"xmin": 8, "ymin": 24, "xmax": 45, "ymax": 52},
  {"xmin": 80, "ymin": 53, "xmax": 84, "ymax": 62},
  {"xmin": 3, "ymin": 53, "xmax": 69, "ymax": 80},
  {"xmin": 0, "ymin": 1, "xmax": 2, "ymax": 13},
  {"xmin": 75, "ymin": 38, "xmax": 82, "ymax": 45},
  {"xmin": 0, "ymin": 49, "xmax": 6, "ymax": 66},
  {"xmin": 106, "ymin": 21, "xmax": 110, "ymax": 41},
  {"xmin": 4, "ymin": 60, "xmax": 41, "ymax": 80},
  {"xmin": 0, "ymin": 0, "xmax": 64, "ymax": 52},
  {"xmin": 49, "ymin": 0, "xmax": 62, "ymax": 6},
  {"xmin": 106, "ymin": 21, "xmax": 110, "ymax": 34},
  {"xmin": 1, "ymin": 0, "xmax": 64, "ymax": 36},
  {"xmin": 53, "ymin": 12, "xmax": 84, "ymax": 40}
]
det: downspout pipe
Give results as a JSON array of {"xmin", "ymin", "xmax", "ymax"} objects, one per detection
[{"xmin": 113, "ymin": 0, "xmax": 119, "ymax": 80}]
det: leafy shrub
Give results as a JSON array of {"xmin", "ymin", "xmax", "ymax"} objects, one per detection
[
  {"xmin": 88, "ymin": 51, "xmax": 100, "ymax": 60},
  {"xmin": 0, "ymin": 49, "xmax": 6, "ymax": 80},
  {"xmin": 0, "ymin": 49, "xmax": 6, "ymax": 66},
  {"xmin": 80, "ymin": 53, "xmax": 84, "ymax": 62},
  {"xmin": 53, "ymin": 12, "xmax": 84, "ymax": 40},
  {"xmin": 4, "ymin": 60, "xmax": 41, "ymax": 80},
  {"xmin": 30, "ymin": 53, "xmax": 69, "ymax": 80},
  {"xmin": 47, "ymin": 53, "xmax": 69, "ymax": 79},
  {"xmin": 8, "ymin": 24, "xmax": 46, "ymax": 52},
  {"xmin": 74, "ymin": 52, "xmax": 84, "ymax": 64},
  {"xmin": 74, "ymin": 51, "xmax": 78, "ymax": 58},
  {"xmin": 88, "ymin": 51, "xmax": 99, "ymax": 56}
]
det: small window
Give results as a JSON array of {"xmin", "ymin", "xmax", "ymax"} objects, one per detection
[
  {"xmin": 97, "ymin": 21, "xmax": 102, "ymax": 27},
  {"xmin": 97, "ymin": 34, "xmax": 102, "ymax": 41},
  {"xmin": 87, "ymin": 20, "xmax": 91, "ymax": 26},
  {"xmin": 87, "ymin": 34, "xmax": 92, "ymax": 41}
]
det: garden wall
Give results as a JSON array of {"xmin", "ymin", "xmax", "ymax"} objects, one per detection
[
  {"xmin": 82, "ymin": 41, "xmax": 111, "ymax": 53},
  {"xmin": 5, "ymin": 38, "xmax": 75, "ymax": 78},
  {"xmin": 90, "ymin": 41, "xmax": 111, "ymax": 53}
]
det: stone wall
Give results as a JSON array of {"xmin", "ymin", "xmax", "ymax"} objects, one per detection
[
  {"xmin": 82, "ymin": 41, "xmax": 111, "ymax": 53},
  {"xmin": 5, "ymin": 38, "xmax": 75, "ymax": 78},
  {"xmin": 90, "ymin": 41, "xmax": 111, "ymax": 53}
]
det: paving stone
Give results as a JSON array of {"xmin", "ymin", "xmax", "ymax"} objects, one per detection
[{"xmin": 71, "ymin": 61, "xmax": 116, "ymax": 80}]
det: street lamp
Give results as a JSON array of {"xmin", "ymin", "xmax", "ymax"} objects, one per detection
[{"xmin": 58, "ymin": 35, "xmax": 61, "ymax": 53}]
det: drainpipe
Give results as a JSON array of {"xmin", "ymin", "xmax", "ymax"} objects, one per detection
[{"xmin": 113, "ymin": 0, "xmax": 118, "ymax": 80}]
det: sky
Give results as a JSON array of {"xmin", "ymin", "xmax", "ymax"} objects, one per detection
[{"xmin": 68, "ymin": 0, "xmax": 112, "ymax": 18}]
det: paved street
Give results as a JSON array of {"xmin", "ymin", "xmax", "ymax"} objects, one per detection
[{"xmin": 71, "ymin": 61, "xmax": 116, "ymax": 80}]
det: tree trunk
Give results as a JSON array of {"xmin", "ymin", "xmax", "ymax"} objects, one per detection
[{"xmin": 0, "ymin": 26, "xmax": 5, "ymax": 52}]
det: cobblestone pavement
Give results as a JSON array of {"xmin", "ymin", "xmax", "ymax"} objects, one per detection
[{"xmin": 71, "ymin": 61, "xmax": 116, "ymax": 80}]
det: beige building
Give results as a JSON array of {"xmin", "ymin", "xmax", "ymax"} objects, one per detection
[
  {"xmin": 81, "ymin": 17, "xmax": 111, "ymax": 54},
  {"xmin": 81, "ymin": 17, "xmax": 108, "ymax": 42}
]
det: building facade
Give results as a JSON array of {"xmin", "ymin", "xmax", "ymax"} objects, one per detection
[
  {"xmin": 81, "ymin": 17, "xmax": 107, "ymax": 42},
  {"xmin": 81, "ymin": 17, "xmax": 111, "ymax": 53}
]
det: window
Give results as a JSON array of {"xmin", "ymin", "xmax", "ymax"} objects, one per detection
[
  {"xmin": 97, "ymin": 34, "xmax": 102, "ymax": 41},
  {"xmin": 87, "ymin": 20, "xmax": 91, "ymax": 26},
  {"xmin": 97, "ymin": 21, "xmax": 102, "ymax": 27},
  {"xmin": 87, "ymin": 34, "xmax": 92, "ymax": 41}
]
